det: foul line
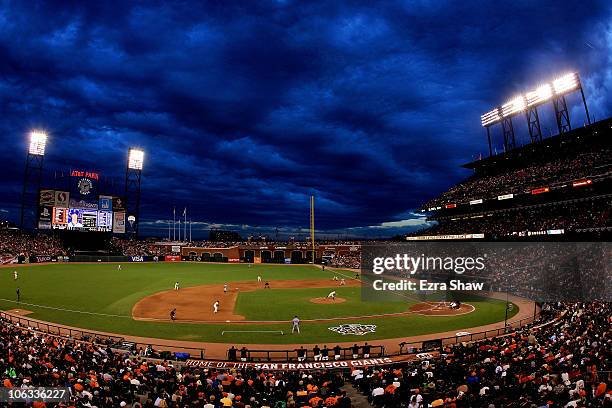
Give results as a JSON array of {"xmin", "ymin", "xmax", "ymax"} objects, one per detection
[
  {"xmin": 0, "ymin": 297, "xmax": 476, "ymax": 325},
  {"xmin": 0, "ymin": 299, "xmax": 130, "ymax": 318}
]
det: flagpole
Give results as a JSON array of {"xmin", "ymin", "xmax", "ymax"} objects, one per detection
[
  {"xmin": 184, "ymin": 208, "xmax": 187, "ymax": 242},
  {"xmin": 173, "ymin": 207, "xmax": 176, "ymax": 241},
  {"xmin": 189, "ymin": 219, "xmax": 192, "ymax": 242},
  {"xmin": 178, "ymin": 219, "xmax": 181, "ymax": 241}
]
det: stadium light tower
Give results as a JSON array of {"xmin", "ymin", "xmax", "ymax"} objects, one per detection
[
  {"xmin": 125, "ymin": 148, "xmax": 144, "ymax": 237},
  {"xmin": 480, "ymin": 72, "xmax": 591, "ymax": 157},
  {"xmin": 20, "ymin": 130, "xmax": 48, "ymax": 230}
]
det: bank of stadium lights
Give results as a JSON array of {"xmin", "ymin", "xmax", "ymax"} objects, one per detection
[
  {"xmin": 128, "ymin": 148, "xmax": 144, "ymax": 170},
  {"xmin": 28, "ymin": 130, "xmax": 48, "ymax": 156},
  {"xmin": 479, "ymin": 72, "xmax": 591, "ymax": 156},
  {"xmin": 480, "ymin": 72, "xmax": 581, "ymax": 127}
]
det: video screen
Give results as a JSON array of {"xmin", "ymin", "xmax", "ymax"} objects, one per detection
[
  {"xmin": 52, "ymin": 207, "xmax": 68, "ymax": 229},
  {"xmin": 97, "ymin": 211, "xmax": 113, "ymax": 231},
  {"xmin": 82, "ymin": 209, "xmax": 98, "ymax": 230},
  {"xmin": 67, "ymin": 208, "xmax": 84, "ymax": 229}
]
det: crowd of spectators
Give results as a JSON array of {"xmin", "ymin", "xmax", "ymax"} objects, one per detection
[
  {"xmin": 423, "ymin": 146, "xmax": 611, "ymax": 209},
  {"xmin": 0, "ymin": 229, "xmax": 66, "ymax": 260},
  {"xmin": 0, "ymin": 318, "xmax": 352, "ymax": 407},
  {"xmin": 328, "ymin": 253, "xmax": 361, "ymax": 269},
  {"xmin": 1, "ymin": 302, "xmax": 609, "ymax": 407},
  {"xmin": 351, "ymin": 302, "xmax": 610, "ymax": 407},
  {"xmin": 424, "ymin": 198, "xmax": 612, "ymax": 238},
  {"xmin": 110, "ymin": 238, "xmax": 168, "ymax": 257}
]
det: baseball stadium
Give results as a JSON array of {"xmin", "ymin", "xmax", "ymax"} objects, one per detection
[{"xmin": 1, "ymin": 3, "xmax": 611, "ymax": 407}]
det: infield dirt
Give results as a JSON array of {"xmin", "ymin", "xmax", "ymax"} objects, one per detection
[{"xmin": 132, "ymin": 279, "xmax": 360, "ymax": 322}]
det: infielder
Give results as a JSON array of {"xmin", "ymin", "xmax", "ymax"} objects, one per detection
[
  {"xmin": 291, "ymin": 315, "xmax": 300, "ymax": 334},
  {"xmin": 174, "ymin": 281, "xmax": 180, "ymax": 291},
  {"xmin": 223, "ymin": 283, "xmax": 228, "ymax": 294},
  {"xmin": 170, "ymin": 308, "xmax": 176, "ymax": 321},
  {"xmin": 327, "ymin": 290, "xmax": 337, "ymax": 301},
  {"xmin": 213, "ymin": 300, "xmax": 220, "ymax": 313},
  {"xmin": 340, "ymin": 278, "xmax": 346, "ymax": 286}
]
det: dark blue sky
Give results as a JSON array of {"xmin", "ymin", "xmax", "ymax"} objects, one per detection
[{"xmin": 1, "ymin": 1, "xmax": 611, "ymax": 238}]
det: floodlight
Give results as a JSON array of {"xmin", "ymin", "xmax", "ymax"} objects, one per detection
[
  {"xmin": 501, "ymin": 96, "xmax": 526, "ymax": 117},
  {"xmin": 28, "ymin": 130, "xmax": 48, "ymax": 156},
  {"xmin": 481, "ymin": 108, "xmax": 501, "ymax": 127},
  {"xmin": 552, "ymin": 73, "xmax": 578, "ymax": 94},
  {"xmin": 526, "ymin": 84, "xmax": 553, "ymax": 106},
  {"xmin": 128, "ymin": 148, "xmax": 144, "ymax": 170}
]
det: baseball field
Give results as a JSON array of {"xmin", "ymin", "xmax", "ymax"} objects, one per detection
[{"xmin": 0, "ymin": 263, "xmax": 518, "ymax": 344}]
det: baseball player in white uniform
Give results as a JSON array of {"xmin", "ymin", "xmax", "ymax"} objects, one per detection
[
  {"xmin": 174, "ymin": 281, "xmax": 180, "ymax": 290},
  {"xmin": 224, "ymin": 283, "xmax": 228, "ymax": 294},
  {"xmin": 292, "ymin": 315, "xmax": 300, "ymax": 334},
  {"xmin": 257, "ymin": 275, "xmax": 262, "ymax": 283},
  {"xmin": 327, "ymin": 290, "xmax": 337, "ymax": 300},
  {"xmin": 213, "ymin": 300, "xmax": 220, "ymax": 313},
  {"xmin": 340, "ymin": 278, "xmax": 346, "ymax": 286},
  {"xmin": 13, "ymin": 270, "xmax": 18, "ymax": 280},
  {"xmin": 117, "ymin": 264, "xmax": 122, "ymax": 271}
]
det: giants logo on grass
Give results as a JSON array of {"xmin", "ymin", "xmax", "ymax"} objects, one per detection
[{"xmin": 328, "ymin": 324, "xmax": 377, "ymax": 336}]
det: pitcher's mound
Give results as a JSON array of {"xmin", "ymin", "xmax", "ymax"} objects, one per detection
[
  {"xmin": 310, "ymin": 297, "xmax": 347, "ymax": 304},
  {"xmin": 409, "ymin": 302, "xmax": 474, "ymax": 316}
]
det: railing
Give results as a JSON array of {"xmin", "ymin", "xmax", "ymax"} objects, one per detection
[
  {"xmin": 0, "ymin": 311, "xmax": 124, "ymax": 343},
  {"xmin": 1, "ymin": 311, "xmax": 549, "ymax": 363},
  {"xmin": 230, "ymin": 345, "xmax": 386, "ymax": 362},
  {"xmin": 0, "ymin": 312, "xmax": 206, "ymax": 360},
  {"xmin": 397, "ymin": 312, "xmax": 544, "ymax": 354}
]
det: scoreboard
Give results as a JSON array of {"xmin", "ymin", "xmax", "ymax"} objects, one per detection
[{"xmin": 38, "ymin": 170, "xmax": 127, "ymax": 233}]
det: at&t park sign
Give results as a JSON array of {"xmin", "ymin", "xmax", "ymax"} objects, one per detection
[{"xmin": 70, "ymin": 170, "xmax": 100, "ymax": 180}]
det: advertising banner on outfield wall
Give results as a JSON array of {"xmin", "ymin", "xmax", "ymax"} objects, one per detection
[
  {"xmin": 165, "ymin": 255, "xmax": 181, "ymax": 262},
  {"xmin": 31, "ymin": 255, "xmax": 55, "ymax": 263},
  {"xmin": 361, "ymin": 242, "xmax": 611, "ymax": 303}
]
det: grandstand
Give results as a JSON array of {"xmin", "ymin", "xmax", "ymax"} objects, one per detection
[{"xmin": 414, "ymin": 118, "xmax": 612, "ymax": 240}]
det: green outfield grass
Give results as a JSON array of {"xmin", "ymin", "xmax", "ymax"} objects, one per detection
[{"xmin": 0, "ymin": 263, "xmax": 517, "ymax": 344}]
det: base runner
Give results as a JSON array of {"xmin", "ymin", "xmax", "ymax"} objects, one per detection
[
  {"xmin": 213, "ymin": 300, "xmax": 220, "ymax": 313},
  {"xmin": 292, "ymin": 315, "xmax": 300, "ymax": 334}
]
